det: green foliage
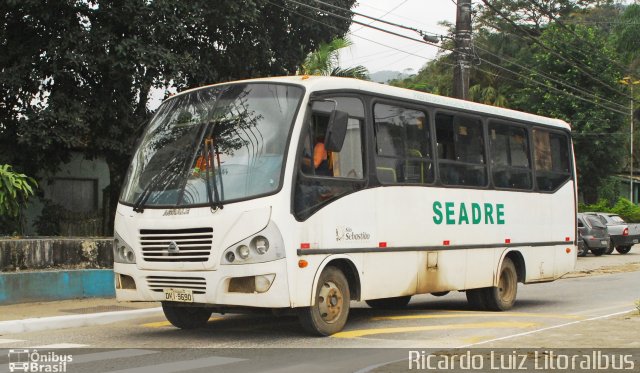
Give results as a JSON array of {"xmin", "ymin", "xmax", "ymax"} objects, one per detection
[
  {"xmin": 580, "ymin": 197, "xmax": 640, "ymax": 222},
  {"xmin": 0, "ymin": 0, "xmax": 356, "ymax": 234},
  {"xmin": 33, "ymin": 199, "xmax": 62, "ymax": 236},
  {"xmin": 509, "ymin": 23, "xmax": 626, "ymax": 203},
  {"xmin": 301, "ymin": 37, "xmax": 369, "ymax": 79},
  {"xmin": 0, "ymin": 164, "xmax": 37, "ymax": 218}
]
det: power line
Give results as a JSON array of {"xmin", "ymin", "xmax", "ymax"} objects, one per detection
[
  {"xmin": 271, "ymin": 0, "xmax": 629, "ymax": 115},
  {"xmin": 524, "ymin": 0, "xmax": 631, "ymax": 77},
  {"xmin": 473, "ymin": 42, "xmax": 629, "ymax": 112},
  {"xmin": 351, "ymin": 0, "xmax": 409, "ymax": 34},
  {"xmin": 284, "ymin": 0, "xmax": 439, "ymax": 46},
  {"xmin": 478, "ymin": 0, "xmax": 633, "ymax": 102}
]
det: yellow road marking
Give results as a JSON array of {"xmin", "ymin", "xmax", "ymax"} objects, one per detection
[
  {"xmin": 142, "ymin": 317, "xmax": 222, "ymax": 328},
  {"xmin": 142, "ymin": 321, "xmax": 172, "ymax": 328},
  {"xmin": 333, "ymin": 321, "xmax": 538, "ymax": 339},
  {"xmin": 373, "ymin": 311, "xmax": 582, "ymax": 321}
]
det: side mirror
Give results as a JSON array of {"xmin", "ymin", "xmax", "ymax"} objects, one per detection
[{"xmin": 324, "ymin": 110, "xmax": 349, "ymax": 152}]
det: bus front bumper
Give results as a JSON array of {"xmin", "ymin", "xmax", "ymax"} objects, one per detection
[{"xmin": 114, "ymin": 259, "xmax": 291, "ymax": 308}]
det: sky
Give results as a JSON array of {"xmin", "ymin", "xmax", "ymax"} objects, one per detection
[{"xmin": 338, "ymin": 0, "xmax": 458, "ymax": 74}]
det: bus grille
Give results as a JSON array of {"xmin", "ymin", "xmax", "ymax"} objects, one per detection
[
  {"xmin": 147, "ymin": 276, "xmax": 207, "ymax": 294},
  {"xmin": 139, "ymin": 227, "xmax": 213, "ymax": 262}
]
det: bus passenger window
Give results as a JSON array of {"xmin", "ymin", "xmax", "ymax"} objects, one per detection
[
  {"xmin": 533, "ymin": 129, "xmax": 571, "ymax": 191},
  {"xmin": 436, "ymin": 113, "xmax": 486, "ymax": 187},
  {"xmin": 374, "ymin": 103, "xmax": 433, "ymax": 184},
  {"xmin": 489, "ymin": 122, "xmax": 532, "ymax": 190}
]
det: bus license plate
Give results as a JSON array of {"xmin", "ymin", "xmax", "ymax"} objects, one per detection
[{"xmin": 163, "ymin": 288, "xmax": 193, "ymax": 303}]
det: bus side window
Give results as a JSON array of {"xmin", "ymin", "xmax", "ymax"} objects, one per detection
[
  {"xmin": 436, "ymin": 113, "xmax": 487, "ymax": 187},
  {"xmin": 533, "ymin": 129, "xmax": 571, "ymax": 191},
  {"xmin": 374, "ymin": 103, "xmax": 433, "ymax": 184},
  {"xmin": 489, "ymin": 122, "xmax": 532, "ymax": 190}
]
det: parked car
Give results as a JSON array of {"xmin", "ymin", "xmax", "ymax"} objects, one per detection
[
  {"xmin": 577, "ymin": 213, "xmax": 610, "ymax": 256},
  {"xmin": 576, "ymin": 230, "xmax": 588, "ymax": 257},
  {"xmin": 583, "ymin": 212, "xmax": 640, "ymax": 254}
]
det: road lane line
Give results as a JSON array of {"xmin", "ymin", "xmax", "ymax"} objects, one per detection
[
  {"xmin": 142, "ymin": 316, "xmax": 222, "ymax": 328},
  {"xmin": 30, "ymin": 343, "xmax": 88, "ymax": 348},
  {"xmin": 458, "ymin": 308, "xmax": 636, "ymax": 348},
  {"xmin": 105, "ymin": 356, "xmax": 246, "ymax": 373},
  {"xmin": 333, "ymin": 321, "xmax": 539, "ymax": 339},
  {"xmin": 71, "ymin": 349, "xmax": 159, "ymax": 364},
  {"xmin": 372, "ymin": 312, "xmax": 582, "ymax": 321}
]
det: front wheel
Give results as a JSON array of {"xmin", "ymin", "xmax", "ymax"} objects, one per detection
[
  {"xmin": 162, "ymin": 303, "xmax": 212, "ymax": 329},
  {"xmin": 298, "ymin": 266, "xmax": 350, "ymax": 336},
  {"xmin": 483, "ymin": 257, "xmax": 518, "ymax": 311},
  {"xmin": 366, "ymin": 295, "xmax": 412, "ymax": 309},
  {"xmin": 616, "ymin": 246, "xmax": 632, "ymax": 254}
]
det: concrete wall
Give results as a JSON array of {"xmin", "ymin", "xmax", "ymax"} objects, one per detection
[
  {"xmin": 0, "ymin": 270, "xmax": 114, "ymax": 304},
  {"xmin": 0, "ymin": 238, "xmax": 115, "ymax": 304},
  {"xmin": 0, "ymin": 238, "xmax": 113, "ymax": 271}
]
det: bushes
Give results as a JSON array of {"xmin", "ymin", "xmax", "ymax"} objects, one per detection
[{"xmin": 579, "ymin": 197, "xmax": 640, "ymax": 222}]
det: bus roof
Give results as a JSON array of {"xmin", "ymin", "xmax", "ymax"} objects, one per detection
[{"xmin": 172, "ymin": 76, "xmax": 571, "ymax": 131}]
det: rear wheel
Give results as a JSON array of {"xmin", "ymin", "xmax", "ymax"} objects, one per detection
[
  {"xmin": 366, "ymin": 295, "xmax": 412, "ymax": 309},
  {"xmin": 616, "ymin": 246, "xmax": 632, "ymax": 254},
  {"xmin": 591, "ymin": 248, "xmax": 606, "ymax": 256},
  {"xmin": 466, "ymin": 289, "xmax": 488, "ymax": 311},
  {"xmin": 162, "ymin": 303, "xmax": 212, "ymax": 329},
  {"xmin": 483, "ymin": 257, "xmax": 518, "ymax": 311},
  {"xmin": 577, "ymin": 241, "xmax": 588, "ymax": 257},
  {"xmin": 298, "ymin": 266, "xmax": 350, "ymax": 336}
]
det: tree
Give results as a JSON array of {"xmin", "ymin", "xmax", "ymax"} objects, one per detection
[
  {"xmin": 0, "ymin": 164, "xmax": 36, "ymax": 235},
  {"xmin": 300, "ymin": 37, "xmax": 369, "ymax": 79},
  {"xmin": 511, "ymin": 23, "xmax": 626, "ymax": 202},
  {"xmin": 0, "ymin": 0, "xmax": 356, "ymax": 234}
]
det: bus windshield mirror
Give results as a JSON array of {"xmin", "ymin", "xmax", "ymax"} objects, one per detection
[{"xmin": 324, "ymin": 110, "xmax": 349, "ymax": 152}]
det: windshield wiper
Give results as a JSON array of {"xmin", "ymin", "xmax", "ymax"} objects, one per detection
[
  {"xmin": 203, "ymin": 137, "xmax": 224, "ymax": 210},
  {"xmin": 133, "ymin": 168, "xmax": 173, "ymax": 213}
]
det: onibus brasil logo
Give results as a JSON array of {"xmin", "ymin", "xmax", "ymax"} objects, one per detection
[{"xmin": 8, "ymin": 349, "xmax": 72, "ymax": 372}]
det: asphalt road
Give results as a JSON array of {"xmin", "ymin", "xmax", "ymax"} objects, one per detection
[{"xmin": 1, "ymin": 263, "xmax": 638, "ymax": 372}]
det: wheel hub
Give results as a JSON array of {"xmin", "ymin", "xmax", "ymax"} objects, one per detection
[{"xmin": 318, "ymin": 281, "xmax": 343, "ymax": 323}]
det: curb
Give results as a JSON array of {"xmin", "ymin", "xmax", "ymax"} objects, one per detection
[
  {"xmin": 0, "ymin": 269, "xmax": 114, "ymax": 304},
  {"xmin": 0, "ymin": 307, "xmax": 163, "ymax": 335}
]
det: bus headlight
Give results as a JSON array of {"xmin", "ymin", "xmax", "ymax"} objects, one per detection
[
  {"xmin": 251, "ymin": 236, "xmax": 269, "ymax": 254},
  {"xmin": 237, "ymin": 245, "xmax": 250, "ymax": 259},
  {"xmin": 221, "ymin": 222, "xmax": 284, "ymax": 265},
  {"xmin": 113, "ymin": 232, "xmax": 136, "ymax": 264}
]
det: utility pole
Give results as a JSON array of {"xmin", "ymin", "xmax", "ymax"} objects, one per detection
[
  {"xmin": 620, "ymin": 77, "xmax": 640, "ymax": 203},
  {"xmin": 453, "ymin": 0, "xmax": 472, "ymax": 100}
]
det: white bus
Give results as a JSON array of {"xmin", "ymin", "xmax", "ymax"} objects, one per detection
[{"xmin": 114, "ymin": 76, "xmax": 577, "ymax": 335}]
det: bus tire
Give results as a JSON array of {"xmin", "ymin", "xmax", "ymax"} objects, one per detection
[
  {"xmin": 365, "ymin": 296, "xmax": 412, "ymax": 309},
  {"xmin": 591, "ymin": 248, "xmax": 606, "ymax": 256},
  {"xmin": 616, "ymin": 246, "xmax": 632, "ymax": 254},
  {"xmin": 483, "ymin": 257, "xmax": 518, "ymax": 311},
  {"xmin": 298, "ymin": 266, "xmax": 350, "ymax": 336},
  {"xmin": 162, "ymin": 303, "xmax": 212, "ymax": 329},
  {"xmin": 466, "ymin": 288, "xmax": 488, "ymax": 311}
]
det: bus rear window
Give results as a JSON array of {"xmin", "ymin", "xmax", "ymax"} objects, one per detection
[{"xmin": 533, "ymin": 129, "xmax": 571, "ymax": 191}]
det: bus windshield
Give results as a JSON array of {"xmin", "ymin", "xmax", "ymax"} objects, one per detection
[{"xmin": 120, "ymin": 83, "xmax": 303, "ymax": 209}]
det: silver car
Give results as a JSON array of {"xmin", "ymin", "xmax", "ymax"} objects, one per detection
[{"xmin": 577, "ymin": 213, "xmax": 610, "ymax": 256}]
